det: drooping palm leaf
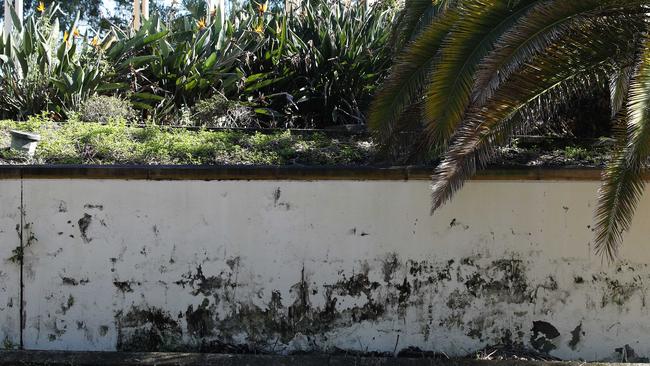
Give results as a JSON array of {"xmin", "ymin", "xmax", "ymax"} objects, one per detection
[
  {"xmin": 392, "ymin": 0, "xmax": 458, "ymax": 49},
  {"xmin": 372, "ymin": 0, "xmax": 650, "ymax": 258},
  {"xmin": 368, "ymin": 7, "xmax": 459, "ymax": 152},
  {"xmin": 609, "ymin": 66, "xmax": 634, "ymax": 118},
  {"xmin": 431, "ymin": 19, "xmax": 639, "ymax": 211},
  {"xmin": 472, "ymin": 0, "xmax": 647, "ymax": 105},
  {"xmin": 421, "ymin": 0, "xmax": 540, "ymax": 150},
  {"xmin": 432, "ymin": 70, "xmax": 614, "ymax": 211},
  {"xmin": 595, "ymin": 38, "xmax": 650, "ymax": 260}
]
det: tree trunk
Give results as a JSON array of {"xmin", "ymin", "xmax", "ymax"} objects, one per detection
[
  {"xmin": 206, "ymin": 0, "xmax": 213, "ymax": 23},
  {"xmin": 3, "ymin": 0, "xmax": 13, "ymax": 39},
  {"xmin": 141, "ymin": 0, "xmax": 149, "ymax": 21},
  {"xmin": 132, "ymin": 0, "xmax": 141, "ymax": 30}
]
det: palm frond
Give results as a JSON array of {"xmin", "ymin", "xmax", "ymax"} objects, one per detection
[
  {"xmin": 472, "ymin": 0, "xmax": 647, "ymax": 106},
  {"xmin": 368, "ymin": 8, "xmax": 459, "ymax": 151},
  {"xmin": 421, "ymin": 0, "xmax": 540, "ymax": 150},
  {"xmin": 372, "ymin": 0, "xmax": 650, "ymax": 261},
  {"xmin": 431, "ymin": 23, "xmax": 636, "ymax": 211},
  {"xmin": 431, "ymin": 70, "xmax": 611, "ymax": 212},
  {"xmin": 610, "ymin": 66, "xmax": 634, "ymax": 118},
  {"xmin": 595, "ymin": 39, "xmax": 650, "ymax": 260},
  {"xmin": 392, "ymin": 0, "xmax": 458, "ymax": 49}
]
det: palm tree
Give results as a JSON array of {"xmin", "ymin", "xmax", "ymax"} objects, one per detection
[{"xmin": 369, "ymin": 0, "xmax": 650, "ymax": 260}]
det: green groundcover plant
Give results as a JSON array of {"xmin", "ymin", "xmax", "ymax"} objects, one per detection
[{"xmin": 0, "ymin": 116, "xmax": 373, "ymax": 165}]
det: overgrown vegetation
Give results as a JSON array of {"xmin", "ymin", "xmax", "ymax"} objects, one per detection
[
  {"xmin": 0, "ymin": 116, "xmax": 618, "ymax": 167},
  {"xmin": 3, "ymin": 0, "xmax": 644, "ymax": 260},
  {"xmin": 0, "ymin": 0, "xmax": 397, "ymax": 128},
  {"xmin": 190, "ymin": 94, "xmax": 256, "ymax": 128},
  {"xmin": 0, "ymin": 117, "xmax": 373, "ymax": 165}
]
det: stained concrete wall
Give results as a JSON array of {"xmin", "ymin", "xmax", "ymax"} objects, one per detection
[
  {"xmin": 0, "ymin": 180, "xmax": 21, "ymax": 350},
  {"xmin": 2, "ymin": 171, "xmax": 650, "ymax": 360}
]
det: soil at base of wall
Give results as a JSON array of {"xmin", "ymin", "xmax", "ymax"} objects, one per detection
[{"xmin": 0, "ymin": 350, "xmax": 627, "ymax": 366}]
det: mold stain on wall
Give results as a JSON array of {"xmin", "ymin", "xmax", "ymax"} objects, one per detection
[
  {"xmin": 107, "ymin": 250, "xmax": 650, "ymax": 357},
  {"xmin": 12, "ymin": 180, "xmax": 650, "ymax": 361},
  {"xmin": 77, "ymin": 214, "xmax": 93, "ymax": 244}
]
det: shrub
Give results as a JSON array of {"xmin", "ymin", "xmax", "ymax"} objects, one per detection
[
  {"xmin": 1, "ymin": 1, "xmax": 397, "ymax": 127},
  {"xmin": 0, "ymin": 4, "xmax": 139, "ymax": 120},
  {"xmin": 563, "ymin": 146, "xmax": 590, "ymax": 161},
  {"xmin": 192, "ymin": 95, "xmax": 257, "ymax": 128},
  {"xmin": 78, "ymin": 95, "xmax": 137, "ymax": 123},
  {"xmin": 239, "ymin": 0, "xmax": 398, "ymax": 128}
]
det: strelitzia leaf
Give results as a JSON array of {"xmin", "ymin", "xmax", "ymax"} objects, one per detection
[
  {"xmin": 143, "ymin": 30, "xmax": 170, "ymax": 46},
  {"xmin": 118, "ymin": 55, "xmax": 158, "ymax": 70},
  {"xmin": 133, "ymin": 92, "xmax": 165, "ymax": 102},
  {"xmin": 9, "ymin": 5, "xmax": 23, "ymax": 33},
  {"xmin": 203, "ymin": 52, "xmax": 218, "ymax": 70}
]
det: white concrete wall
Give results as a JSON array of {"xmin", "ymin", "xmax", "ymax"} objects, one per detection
[
  {"xmin": 0, "ymin": 180, "xmax": 21, "ymax": 350},
  {"xmin": 3, "ymin": 178, "xmax": 650, "ymax": 360}
]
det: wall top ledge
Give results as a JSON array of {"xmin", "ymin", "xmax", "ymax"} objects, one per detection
[{"xmin": 0, "ymin": 165, "xmax": 613, "ymax": 181}]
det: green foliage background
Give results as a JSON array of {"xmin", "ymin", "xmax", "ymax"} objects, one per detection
[{"xmin": 0, "ymin": 0, "xmax": 397, "ymax": 128}]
